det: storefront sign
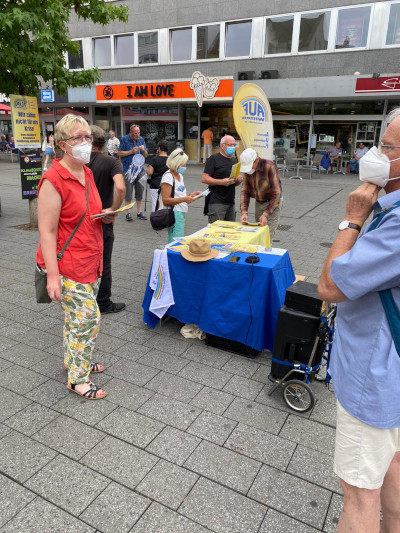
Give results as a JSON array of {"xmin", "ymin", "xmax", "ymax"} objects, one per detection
[
  {"xmin": 40, "ymin": 89, "xmax": 54, "ymax": 102},
  {"xmin": 20, "ymin": 151, "xmax": 42, "ymax": 200},
  {"xmin": 355, "ymin": 76, "xmax": 400, "ymax": 93},
  {"xmin": 233, "ymin": 83, "xmax": 273, "ymax": 160},
  {"xmin": 96, "ymin": 78, "xmax": 233, "ymax": 103},
  {"xmin": 10, "ymin": 95, "xmax": 41, "ymax": 149}
]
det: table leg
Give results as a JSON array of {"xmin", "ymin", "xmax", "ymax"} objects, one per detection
[{"xmin": 289, "ymin": 160, "xmax": 303, "ymax": 180}]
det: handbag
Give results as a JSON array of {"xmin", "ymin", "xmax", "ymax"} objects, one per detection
[
  {"xmin": 150, "ymin": 178, "xmax": 175, "ymax": 231},
  {"xmin": 35, "ymin": 180, "xmax": 90, "ymax": 303}
]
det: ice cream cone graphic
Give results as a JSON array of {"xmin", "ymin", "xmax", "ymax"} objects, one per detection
[{"xmin": 190, "ymin": 71, "xmax": 206, "ymax": 107}]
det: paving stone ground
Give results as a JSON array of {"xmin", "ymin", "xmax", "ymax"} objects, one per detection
[{"xmin": 0, "ymin": 159, "xmax": 362, "ymax": 532}]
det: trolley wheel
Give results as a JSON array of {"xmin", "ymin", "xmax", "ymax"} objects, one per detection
[{"xmin": 282, "ymin": 379, "xmax": 315, "ymax": 413}]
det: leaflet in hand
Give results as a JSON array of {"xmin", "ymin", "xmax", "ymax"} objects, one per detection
[
  {"xmin": 193, "ymin": 189, "xmax": 210, "ymax": 200},
  {"xmin": 91, "ymin": 201, "xmax": 136, "ymax": 219},
  {"xmin": 230, "ymin": 162, "xmax": 241, "ymax": 179}
]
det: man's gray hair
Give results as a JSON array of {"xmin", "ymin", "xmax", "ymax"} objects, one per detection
[
  {"xmin": 90, "ymin": 125, "xmax": 106, "ymax": 149},
  {"xmin": 385, "ymin": 107, "xmax": 400, "ymax": 127}
]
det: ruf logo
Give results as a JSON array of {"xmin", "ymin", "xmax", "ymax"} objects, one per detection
[{"xmin": 241, "ymin": 99, "xmax": 265, "ymax": 119}]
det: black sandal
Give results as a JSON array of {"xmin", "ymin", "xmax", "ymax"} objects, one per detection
[{"xmin": 68, "ymin": 382, "xmax": 107, "ymax": 400}]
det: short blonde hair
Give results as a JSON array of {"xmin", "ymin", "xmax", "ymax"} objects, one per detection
[
  {"xmin": 55, "ymin": 114, "xmax": 91, "ymax": 145},
  {"xmin": 167, "ymin": 148, "xmax": 189, "ymax": 171}
]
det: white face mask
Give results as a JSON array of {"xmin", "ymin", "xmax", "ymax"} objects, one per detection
[
  {"xmin": 359, "ymin": 146, "xmax": 400, "ymax": 187},
  {"xmin": 66, "ymin": 141, "xmax": 92, "ymax": 164}
]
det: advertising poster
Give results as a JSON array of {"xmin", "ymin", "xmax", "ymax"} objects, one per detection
[
  {"xmin": 20, "ymin": 151, "xmax": 42, "ymax": 200},
  {"xmin": 233, "ymin": 84, "xmax": 274, "ymax": 160},
  {"xmin": 10, "ymin": 94, "xmax": 41, "ymax": 149}
]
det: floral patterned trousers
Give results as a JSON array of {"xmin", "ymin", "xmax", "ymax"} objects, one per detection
[{"xmin": 60, "ymin": 276, "xmax": 100, "ymax": 385}]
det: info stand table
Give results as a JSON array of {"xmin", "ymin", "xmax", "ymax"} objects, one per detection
[{"xmin": 142, "ymin": 246, "xmax": 295, "ymax": 352}]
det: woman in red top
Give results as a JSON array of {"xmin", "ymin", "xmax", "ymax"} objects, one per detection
[{"xmin": 36, "ymin": 114, "xmax": 108, "ymax": 400}]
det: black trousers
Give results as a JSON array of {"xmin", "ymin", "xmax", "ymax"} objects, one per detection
[{"xmin": 97, "ymin": 222, "xmax": 114, "ymax": 310}]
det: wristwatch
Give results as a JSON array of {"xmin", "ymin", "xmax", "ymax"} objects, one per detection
[{"xmin": 338, "ymin": 220, "xmax": 361, "ymax": 232}]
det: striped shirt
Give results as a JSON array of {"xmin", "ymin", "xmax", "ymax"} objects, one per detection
[{"xmin": 240, "ymin": 158, "xmax": 282, "ymax": 216}]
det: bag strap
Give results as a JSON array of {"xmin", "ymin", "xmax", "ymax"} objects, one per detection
[
  {"xmin": 57, "ymin": 179, "xmax": 90, "ymax": 261},
  {"xmin": 365, "ymin": 200, "xmax": 400, "ymax": 354}
]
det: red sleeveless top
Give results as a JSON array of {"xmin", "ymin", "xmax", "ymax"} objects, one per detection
[{"xmin": 36, "ymin": 159, "xmax": 103, "ymax": 283}]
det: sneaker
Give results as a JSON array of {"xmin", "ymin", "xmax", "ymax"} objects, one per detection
[
  {"xmin": 137, "ymin": 212, "xmax": 147, "ymax": 220},
  {"xmin": 126, "ymin": 213, "xmax": 133, "ymax": 221},
  {"xmin": 43, "ymin": 167, "xmax": 47, "ymax": 171}
]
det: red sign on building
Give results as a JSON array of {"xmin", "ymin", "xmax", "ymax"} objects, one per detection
[{"xmin": 355, "ymin": 76, "xmax": 400, "ymax": 93}]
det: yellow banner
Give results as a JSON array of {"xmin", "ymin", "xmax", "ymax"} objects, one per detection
[
  {"xmin": 10, "ymin": 95, "xmax": 41, "ymax": 149},
  {"xmin": 233, "ymin": 83, "xmax": 274, "ymax": 160}
]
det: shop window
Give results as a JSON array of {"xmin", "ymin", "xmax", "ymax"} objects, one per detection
[
  {"xmin": 265, "ymin": 16, "xmax": 293, "ymax": 55},
  {"xmin": 299, "ymin": 12, "xmax": 330, "ymax": 52},
  {"xmin": 314, "ymin": 100, "xmax": 384, "ymax": 115},
  {"xmin": 93, "ymin": 37, "xmax": 111, "ymax": 67},
  {"xmin": 170, "ymin": 28, "xmax": 192, "ymax": 61},
  {"xmin": 271, "ymin": 102, "xmax": 312, "ymax": 115},
  {"xmin": 139, "ymin": 31, "xmax": 158, "ymax": 64},
  {"xmin": 115, "ymin": 34, "xmax": 134, "ymax": 65},
  {"xmin": 68, "ymin": 40, "xmax": 84, "ymax": 70},
  {"xmin": 225, "ymin": 20, "xmax": 252, "ymax": 57},
  {"xmin": 386, "ymin": 3, "xmax": 400, "ymax": 45},
  {"xmin": 335, "ymin": 6, "xmax": 370, "ymax": 49},
  {"xmin": 197, "ymin": 24, "xmax": 220, "ymax": 60}
]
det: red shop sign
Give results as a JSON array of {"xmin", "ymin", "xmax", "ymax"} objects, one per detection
[{"xmin": 355, "ymin": 76, "xmax": 400, "ymax": 93}]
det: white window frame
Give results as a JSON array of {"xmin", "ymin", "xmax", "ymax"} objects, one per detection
[
  {"xmin": 92, "ymin": 35, "xmax": 113, "ymax": 69},
  {"xmin": 168, "ymin": 26, "xmax": 194, "ymax": 63},
  {"xmin": 194, "ymin": 22, "xmax": 222, "ymax": 62},
  {"xmin": 137, "ymin": 30, "xmax": 160, "ymax": 66},
  {"xmin": 263, "ymin": 14, "xmax": 295, "ymax": 57},
  {"xmin": 67, "ymin": 39, "xmax": 85, "ymax": 70},
  {"xmin": 297, "ymin": 9, "xmax": 333, "ymax": 55},
  {"xmin": 114, "ymin": 33, "xmax": 134, "ymax": 67},
  {"xmin": 332, "ymin": 3, "xmax": 373, "ymax": 52},
  {"xmin": 384, "ymin": 0, "xmax": 400, "ymax": 48},
  {"xmin": 223, "ymin": 19, "xmax": 253, "ymax": 60}
]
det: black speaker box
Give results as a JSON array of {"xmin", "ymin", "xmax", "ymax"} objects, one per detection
[
  {"xmin": 271, "ymin": 306, "xmax": 324, "ymax": 380},
  {"xmin": 205, "ymin": 333, "xmax": 260, "ymax": 358},
  {"xmin": 284, "ymin": 281, "xmax": 323, "ymax": 317}
]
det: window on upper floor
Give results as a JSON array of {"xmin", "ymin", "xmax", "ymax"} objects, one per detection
[
  {"xmin": 139, "ymin": 31, "xmax": 158, "ymax": 64},
  {"xmin": 225, "ymin": 20, "xmax": 252, "ymax": 57},
  {"xmin": 94, "ymin": 37, "xmax": 111, "ymax": 67},
  {"xmin": 299, "ymin": 12, "xmax": 330, "ymax": 52},
  {"xmin": 197, "ymin": 24, "xmax": 220, "ymax": 60},
  {"xmin": 68, "ymin": 40, "xmax": 84, "ymax": 69},
  {"xmin": 386, "ymin": 2, "xmax": 400, "ymax": 45},
  {"xmin": 115, "ymin": 34, "xmax": 134, "ymax": 65},
  {"xmin": 170, "ymin": 28, "xmax": 192, "ymax": 61},
  {"xmin": 265, "ymin": 15, "xmax": 293, "ymax": 54},
  {"xmin": 335, "ymin": 6, "xmax": 371, "ymax": 49}
]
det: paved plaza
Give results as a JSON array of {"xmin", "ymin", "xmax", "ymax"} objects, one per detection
[{"xmin": 0, "ymin": 159, "xmax": 362, "ymax": 532}]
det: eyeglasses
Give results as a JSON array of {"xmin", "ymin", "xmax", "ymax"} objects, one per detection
[
  {"xmin": 379, "ymin": 141, "xmax": 400, "ymax": 151},
  {"xmin": 64, "ymin": 135, "xmax": 93, "ymax": 144},
  {"xmin": 222, "ymin": 143, "xmax": 236, "ymax": 147},
  {"xmin": 173, "ymin": 151, "xmax": 184, "ymax": 158}
]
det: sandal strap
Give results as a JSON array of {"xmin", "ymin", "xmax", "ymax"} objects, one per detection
[
  {"xmin": 89, "ymin": 362, "xmax": 102, "ymax": 372},
  {"xmin": 82, "ymin": 384, "xmax": 100, "ymax": 398}
]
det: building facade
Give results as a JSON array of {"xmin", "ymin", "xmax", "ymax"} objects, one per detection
[{"xmin": 31, "ymin": 0, "xmax": 400, "ymax": 160}]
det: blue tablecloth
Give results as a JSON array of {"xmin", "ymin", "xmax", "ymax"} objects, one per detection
[{"xmin": 142, "ymin": 249, "xmax": 295, "ymax": 351}]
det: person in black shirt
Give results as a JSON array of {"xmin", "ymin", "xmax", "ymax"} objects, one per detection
[
  {"xmin": 201, "ymin": 135, "xmax": 243, "ymax": 223},
  {"xmin": 87, "ymin": 126, "xmax": 126, "ymax": 314},
  {"xmin": 146, "ymin": 140, "xmax": 169, "ymax": 212}
]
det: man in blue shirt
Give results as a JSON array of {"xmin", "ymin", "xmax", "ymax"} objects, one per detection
[
  {"xmin": 117, "ymin": 124, "xmax": 148, "ymax": 220},
  {"xmin": 318, "ymin": 109, "xmax": 400, "ymax": 532}
]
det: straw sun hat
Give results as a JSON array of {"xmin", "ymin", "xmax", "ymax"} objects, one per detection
[{"xmin": 180, "ymin": 239, "xmax": 218, "ymax": 262}]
